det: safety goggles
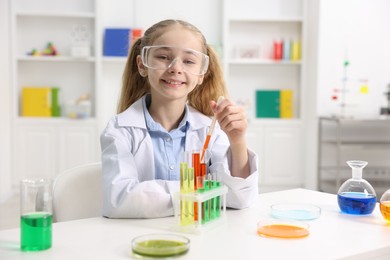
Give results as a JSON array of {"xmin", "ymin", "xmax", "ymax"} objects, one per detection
[{"xmin": 141, "ymin": 45, "xmax": 209, "ymax": 76}]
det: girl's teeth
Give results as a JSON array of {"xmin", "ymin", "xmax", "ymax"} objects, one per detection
[{"xmin": 166, "ymin": 80, "xmax": 181, "ymax": 85}]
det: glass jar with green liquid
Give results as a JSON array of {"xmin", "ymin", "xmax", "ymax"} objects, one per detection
[{"xmin": 20, "ymin": 178, "xmax": 53, "ymax": 251}]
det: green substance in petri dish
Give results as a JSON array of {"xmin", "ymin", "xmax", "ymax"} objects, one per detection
[
  {"xmin": 133, "ymin": 239, "xmax": 189, "ymax": 257},
  {"xmin": 21, "ymin": 212, "xmax": 52, "ymax": 251}
]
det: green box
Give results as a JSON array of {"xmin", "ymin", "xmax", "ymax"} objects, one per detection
[
  {"xmin": 256, "ymin": 90, "xmax": 280, "ymax": 118},
  {"xmin": 51, "ymin": 87, "xmax": 61, "ymax": 117}
]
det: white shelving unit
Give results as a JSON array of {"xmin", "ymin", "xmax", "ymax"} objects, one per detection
[
  {"xmin": 9, "ymin": 0, "xmax": 310, "ymax": 192},
  {"xmin": 318, "ymin": 117, "xmax": 390, "ymax": 197},
  {"xmin": 10, "ymin": 0, "xmax": 100, "ymax": 184},
  {"xmin": 222, "ymin": 0, "xmax": 307, "ymax": 192}
]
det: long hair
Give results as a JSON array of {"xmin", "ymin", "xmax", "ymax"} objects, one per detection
[{"xmin": 117, "ymin": 19, "xmax": 228, "ymax": 116}]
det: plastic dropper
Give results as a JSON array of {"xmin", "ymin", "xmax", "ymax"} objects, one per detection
[{"xmin": 200, "ymin": 96, "xmax": 224, "ymax": 161}]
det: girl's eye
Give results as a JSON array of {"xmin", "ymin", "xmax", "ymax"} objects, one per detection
[
  {"xmin": 156, "ymin": 55, "xmax": 170, "ymax": 61},
  {"xmin": 183, "ymin": 59, "xmax": 196, "ymax": 65}
]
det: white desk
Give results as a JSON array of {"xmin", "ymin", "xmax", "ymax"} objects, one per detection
[{"xmin": 1, "ymin": 189, "xmax": 390, "ymax": 260}]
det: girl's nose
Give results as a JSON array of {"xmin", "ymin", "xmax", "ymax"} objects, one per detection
[{"xmin": 167, "ymin": 58, "xmax": 183, "ymax": 74}]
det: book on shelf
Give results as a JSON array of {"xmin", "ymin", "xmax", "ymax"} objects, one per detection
[
  {"xmin": 103, "ymin": 28, "xmax": 143, "ymax": 57},
  {"xmin": 256, "ymin": 89, "xmax": 293, "ymax": 118},
  {"xmin": 22, "ymin": 87, "xmax": 61, "ymax": 117},
  {"xmin": 103, "ymin": 28, "xmax": 130, "ymax": 57}
]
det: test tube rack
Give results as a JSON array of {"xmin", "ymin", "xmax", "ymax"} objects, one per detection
[{"xmin": 174, "ymin": 183, "xmax": 228, "ymax": 233}]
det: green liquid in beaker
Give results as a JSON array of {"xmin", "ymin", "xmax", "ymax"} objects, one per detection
[{"xmin": 21, "ymin": 212, "xmax": 52, "ymax": 251}]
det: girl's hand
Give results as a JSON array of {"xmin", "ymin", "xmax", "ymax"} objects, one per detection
[{"xmin": 210, "ymin": 98, "xmax": 247, "ymax": 145}]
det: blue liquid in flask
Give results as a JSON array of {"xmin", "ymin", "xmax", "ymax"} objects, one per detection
[{"xmin": 338, "ymin": 192, "xmax": 376, "ymax": 215}]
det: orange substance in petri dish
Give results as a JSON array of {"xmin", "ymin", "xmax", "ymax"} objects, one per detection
[{"xmin": 257, "ymin": 224, "xmax": 309, "ymax": 239}]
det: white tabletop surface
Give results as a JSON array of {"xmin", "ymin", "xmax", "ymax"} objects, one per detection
[{"xmin": 1, "ymin": 188, "xmax": 390, "ymax": 260}]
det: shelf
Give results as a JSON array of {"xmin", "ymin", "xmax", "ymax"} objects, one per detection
[
  {"xmin": 228, "ymin": 17, "xmax": 303, "ymax": 23},
  {"xmin": 10, "ymin": 0, "xmax": 100, "ymax": 184},
  {"xmin": 15, "ymin": 11, "xmax": 95, "ymax": 18},
  {"xmin": 17, "ymin": 56, "xmax": 96, "ymax": 62},
  {"xmin": 15, "ymin": 117, "xmax": 97, "ymax": 126},
  {"xmin": 249, "ymin": 118, "xmax": 302, "ymax": 125},
  {"xmin": 321, "ymin": 140, "xmax": 390, "ymax": 145},
  {"xmin": 102, "ymin": 56, "xmax": 127, "ymax": 63},
  {"xmin": 228, "ymin": 59, "xmax": 301, "ymax": 65},
  {"xmin": 320, "ymin": 116, "xmax": 390, "ymax": 123}
]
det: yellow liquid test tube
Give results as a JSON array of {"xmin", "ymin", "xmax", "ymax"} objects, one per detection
[
  {"xmin": 187, "ymin": 167, "xmax": 194, "ymax": 224},
  {"xmin": 180, "ymin": 162, "xmax": 189, "ymax": 225}
]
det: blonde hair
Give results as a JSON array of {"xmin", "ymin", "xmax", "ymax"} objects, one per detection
[{"xmin": 117, "ymin": 19, "xmax": 227, "ymax": 116}]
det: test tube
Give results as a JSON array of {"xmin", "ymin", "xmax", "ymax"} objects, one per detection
[
  {"xmin": 203, "ymin": 180, "xmax": 210, "ymax": 223},
  {"xmin": 210, "ymin": 180, "xmax": 218, "ymax": 220},
  {"xmin": 180, "ymin": 162, "xmax": 189, "ymax": 225},
  {"xmin": 187, "ymin": 167, "xmax": 194, "ymax": 224},
  {"xmin": 215, "ymin": 181, "xmax": 221, "ymax": 218},
  {"xmin": 192, "ymin": 150, "xmax": 200, "ymax": 189},
  {"xmin": 192, "ymin": 150, "xmax": 200, "ymax": 222},
  {"xmin": 200, "ymin": 149, "xmax": 209, "ymax": 223},
  {"xmin": 197, "ymin": 183, "xmax": 205, "ymax": 224}
]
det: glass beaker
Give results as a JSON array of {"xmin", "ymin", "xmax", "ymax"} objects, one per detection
[
  {"xmin": 337, "ymin": 160, "xmax": 376, "ymax": 215},
  {"xmin": 20, "ymin": 178, "xmax": 53, "ymax": 251},
  {"xmin": 380, "ymin": 189, "xmax": 390, "ymax": 223}
]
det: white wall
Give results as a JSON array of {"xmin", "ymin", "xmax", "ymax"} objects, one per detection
[
  {"xmin": 317, "ymin": 0, "xmax": 390, "ymax": 119},
  {"xmin": 0, "ymin": 0, "xmax": 12, "ymax": 202}
]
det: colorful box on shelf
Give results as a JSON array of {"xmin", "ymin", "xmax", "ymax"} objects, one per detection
[
  {"xmin": 273, "ymin": 39, "xmax": 301, "ymax": 61},
  {"xmin": 256, "ymin": 89, "xmax": 293, "ymax": 118},
  {"xmin": 22, "ymin": 87, "xmax": 61, "ymax": 117},
  {"xmin": 103, "ymin": 28, "xmax": 143, "ymax": 57}
]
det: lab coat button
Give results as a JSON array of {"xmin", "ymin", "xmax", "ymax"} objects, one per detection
[
  {"xmin": 169, "ymin": 165, "xmax": 174, "ymax": 170},
  {"xmin": 166, "ymin": 137, "xmax": 172, "ymax": 142}
]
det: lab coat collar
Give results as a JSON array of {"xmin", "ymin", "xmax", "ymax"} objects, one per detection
[{"xmin": 116, "ymin": 95, "xmax": 212, "ymax": 130}]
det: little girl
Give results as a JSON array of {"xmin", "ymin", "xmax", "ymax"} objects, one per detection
[{"xmin": 100, "ymin": 19, "xmax": 259, "ymax": 218}]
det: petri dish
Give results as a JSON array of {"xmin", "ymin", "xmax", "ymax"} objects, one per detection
[
  {"xmin": 131, "ymin": 233, "xmax": 190, "ymax": 258},
  {"xmin": 271, "ymin": 203, "xmax": 321, "ymax": 221},
  {"xmin": 257, "ymin": 218, "xmax": 310, "ymax": 239}
]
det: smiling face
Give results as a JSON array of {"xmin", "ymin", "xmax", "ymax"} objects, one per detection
[{"xmin": 137, "ymin": 24, "xmax": 205, "ymax": 104}]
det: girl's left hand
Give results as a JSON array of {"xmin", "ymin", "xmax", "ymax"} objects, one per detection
[{"xmin": 210, "ymin": 98, "xmax": 247, "ymax": 145}]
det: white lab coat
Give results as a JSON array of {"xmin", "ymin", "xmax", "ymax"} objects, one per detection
[{"xmin": 100, "ymin": 96, "xmax": 259, "ymax": 218}]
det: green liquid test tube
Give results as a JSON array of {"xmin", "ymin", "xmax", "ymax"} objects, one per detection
[
  {"xmin": 197, "ymin": 186, "xmax": 205, "ymax": 224},
  {"xmin": 210, "ymin": 181, "xmax": 218, "ymax": 220},
  {"xmin": 215, "ymin": 181, "xmax": 221, "ymax": 218},
  {"xmin": 203, "ymin": 180, "xmax": 210, "ymax": 223}
]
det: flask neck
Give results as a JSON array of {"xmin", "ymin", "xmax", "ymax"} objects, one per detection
[{"xmin": 352, "ymin": 168, "xmax": 362, "ymax": 179}]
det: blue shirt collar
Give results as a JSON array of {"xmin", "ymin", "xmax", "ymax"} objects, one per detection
[{"xmin": 142, "ymin": 94, "xmax": 189, "ymax": 133}]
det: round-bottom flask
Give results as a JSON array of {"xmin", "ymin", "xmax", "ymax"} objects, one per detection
[
  {"xmin": 337, "ymin": 160, "xmax": 376, "ymax": 215},
  {"xmin": 380, "ymin": 189, "xmax": 390, "ymax": 222}
]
